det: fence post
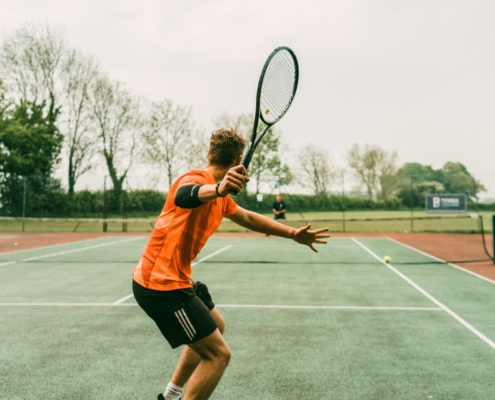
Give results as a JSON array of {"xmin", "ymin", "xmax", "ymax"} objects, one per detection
[
  {"xmin": 122, "ymin": 190, "xmax": 128, "ymax": 233},
  {"xmin": 409, "ymin": 176, "xmax": 414, "ymax": 232},
  {"xmin": 22, "ymin": 176, "xmax": 27, "ymax": 232},
  {"xmin": 103, "ymin": 190, "xmax": 108, "ymax": 232},
  {"xmin": 341, "ymin": 172, "xmax": 346, "ymax": 232}
]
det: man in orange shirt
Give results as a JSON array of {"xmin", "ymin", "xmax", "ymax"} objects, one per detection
[{"xmin": 133, "ymin": 128, "xmax": 330, "ymax": 400}]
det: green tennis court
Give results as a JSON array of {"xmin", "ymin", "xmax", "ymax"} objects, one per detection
[{"xmin": 1, "ymin": 235, "xmax": 495, "ymax": 399}]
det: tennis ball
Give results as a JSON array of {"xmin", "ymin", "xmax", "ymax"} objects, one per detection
[
  {"xmin": 383, "ymin": 255, "xmax": 392, "ymax": 263},
  {"xmin": 265, "ymin": 109, "xmax": 270, "ymax": 114},
  {"xmin": 14, "ymin": 242, "xmax": 18, "ymax": 246}
]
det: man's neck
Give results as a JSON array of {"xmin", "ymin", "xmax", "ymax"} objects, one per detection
[{"xmin": 204, "ymin": 164, "xmax": 230, "ymax": 182}]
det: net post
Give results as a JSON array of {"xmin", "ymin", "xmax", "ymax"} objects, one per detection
[
  {"xmin": 103, "ymin": 190, "xmax": 108, "ymax": 232},
  {"xmin": 122, "ymin": 190, "xmax": 128, "ymax": 233},
  {"xmin": 22, "ymin": 176, "xmax": 27, "ymax": 232}
]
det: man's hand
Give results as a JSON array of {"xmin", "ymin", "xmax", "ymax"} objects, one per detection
[
  {"xmin": 218, "ymin": 165, "xmax": 249, "ymax": 196},
  {"xmin": 293, "ymin": 224, "xmax": 331, "ymax": 252}
]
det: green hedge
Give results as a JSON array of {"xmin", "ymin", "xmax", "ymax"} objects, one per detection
[{"xmin": 2, "ymin": 184, "xmax": 494, "ymax": 217}]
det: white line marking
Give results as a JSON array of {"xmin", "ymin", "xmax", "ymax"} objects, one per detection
[
  {"xmin": 0, "ymin": 236, "xmax": 127, "ymax": 257},
  {"xmin": 112, "ymin": 293, "xmax": 134, "ymax": 305},
  {"xmin": 215, "ymin": 305, "xmax": 442, "ymax": 310},
  {"xmin": 112, "ymin": 244, "xmax": 233, "ymax": 305},
  {"xmin": 386, "ymin": 237, "xmax": 495, "ymax": 285},
  {"xmin": 0, "ymin": 303, "xmax": 442, "ymax": 310},
  {"xmin": 352, "ymin": 237, "xmax": 495, "ymax": 350},
  {"xmin": 0, "ymin": 237, "xmax": 142, "ymax": 267},
  {"xmin": 192, "ymin": 245, "xmax": 232, "ymax": 266}
]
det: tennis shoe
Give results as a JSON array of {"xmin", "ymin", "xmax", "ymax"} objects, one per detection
[{"xmin": 157, "ymin": 394, "xmax": 181, "ymax": 400}]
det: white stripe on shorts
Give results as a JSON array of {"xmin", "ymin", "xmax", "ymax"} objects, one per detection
[{"xmin": 174, "ymin": 309, "xmax": 196, "ymax": 341}]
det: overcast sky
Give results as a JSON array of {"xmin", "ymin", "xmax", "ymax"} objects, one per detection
[{"xmin": 1, "ymin": 0, "xmax": 494, "ymax": 199}]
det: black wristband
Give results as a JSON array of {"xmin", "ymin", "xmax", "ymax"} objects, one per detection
[{"xmin": 215, "ymin": 181, "xmax": 227, "ymax": 197}]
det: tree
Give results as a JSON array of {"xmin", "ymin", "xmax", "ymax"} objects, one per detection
[
  {"xmin": 0, "ymin": 23, "xmax": 102, "ymax": 195},
  {"xmin": 297, "ymin": 143, "xmax": 336, "ymax": 195},
  {"xmin": 440, "ymin": 162, "xmax": 485, "ymax": 199},
  {"xmin": 91, "ymin": 75, "xmax": 143, "ymax": 192},
  {"xmin": 0, "ymin": 101, "xmax": 63, "ymax": 214},
  {"xmin": 142, "ymin": 99, "xmax": 198, "ymax": 189},
  {"xmin": 213, "ymin": 112, "xmax": 291, "ymax": 193},
  {"xmin": 347, "ymin": 144, "xmax": 399, "ymax": 201},
  {"xmin": 0, "ymin": 23, "xmax": 68, "ymax": 106},
  {"xmin": 63, "ymin": 51, "xmax": 100, "ymax": 195},
  {"xmin": 396, "ymin": 161, "xmax": 485, "ymax": 207}
]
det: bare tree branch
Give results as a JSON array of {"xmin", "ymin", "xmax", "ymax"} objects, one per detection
[
  {"xmin": 91, "ymin": 75, "xmax": 143, "ymax": 191},
  {"xmin": 142, "ymin": 99, "xmax": 197, "ymax": 189},
  {"xmin": 297, "ymin": 143, "xmax": 336, "ymax": 195}
]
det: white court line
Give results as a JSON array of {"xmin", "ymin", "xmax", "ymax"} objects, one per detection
[
  {"xmin": 112, "ymin": 244, "xmax": 233, "ymax": 305},
  {"xmin": 0, "ymin": 237, "xmax": 143, "ymax": 267},
  {"xmin": 215, "ymin": 304, "xmax": 442, "ymax": 311},
  {"xmin": 352, "ymin": 237, "xmax": 495, "ymax": 351},
  {"xmin": 192, "ymin": 245, "xmax": 232, "ymax": 266},
  {"xmin": 386, "ymin": 237, "xmax": 495, "ymax": 285},
  {"xmin": 0, "ymin": 236, "xmax": 128, "ymax": 257},
  {"xmin": 0, "ymin": 302, "xmax": 442, "ymax": 310},
  {"xmin": 112, "ymin": 293, "xmax": 134, "ymax": 305}
]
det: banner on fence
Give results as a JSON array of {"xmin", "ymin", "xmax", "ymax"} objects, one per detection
[{"xmin": 425, "ymin": 194, "xmax": 467, "ymax": 214}]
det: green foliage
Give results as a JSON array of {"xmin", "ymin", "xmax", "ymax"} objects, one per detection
[
  {"xmin": 0, "ymin": 101, "xmax": 62, "ymax": 177},
  {"xmin": 0, "ymin": 100, "xmax": 63, "ymax": 215},
  {"xmin": 0, "ymin": 176, "xmax": 67, "ymax": 216},
  {"xmin": 232, "ymin": 192, "xmax": 403, "ymax": 213},
  {"xmin": 396, "ymin": 161, "xmax": 485, "ymax": 207},
  {"xmin": 127, "ymin": 190, "xmax": 166, "ymax": 214}
]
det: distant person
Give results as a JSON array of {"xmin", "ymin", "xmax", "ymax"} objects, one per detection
[
  {"xmin": 272, "ymin": 195, "xmax": 287, "ymax": 221},
  {"xmin": 266, "ymin": 195, "xmax": 287, "ymax": 236}
]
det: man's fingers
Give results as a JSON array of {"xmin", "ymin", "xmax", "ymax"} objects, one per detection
[
  {"xmin": 314, "ymin": 240, "xmax": 328, "ymax": 244},
  {"xmin": 309, "ymin": 244, "xmax": 318, "ymax": 252},
  {"xmin": 232, "ymin": 165, "xmax": 247, "ymax": 175},
  {"xmin": 311, "ymin": 227, "xmax": 329, "ymax": 234}
]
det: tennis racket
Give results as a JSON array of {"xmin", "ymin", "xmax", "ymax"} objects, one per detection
[{"xmin": 229, "ymin": 46, "xmax": 299, "ymax": 195}]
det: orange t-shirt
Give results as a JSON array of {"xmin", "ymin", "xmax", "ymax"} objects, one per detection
[{"xmin": 132, "ymin": 169, "xmax": 238, "ymax": 291}]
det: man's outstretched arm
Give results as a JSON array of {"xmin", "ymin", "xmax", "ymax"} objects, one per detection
[{"xmin": 228, "ymin": 207, "xmax": 331, "ymax": 252}]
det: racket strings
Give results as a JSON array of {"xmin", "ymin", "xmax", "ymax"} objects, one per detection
[
  {"xmin": 262, "ymin": 56, "xmax": 295, "ymax": 119},
  {"xmin": 260, "ymin": 50, "xmax": 297, "ymax": 124}
]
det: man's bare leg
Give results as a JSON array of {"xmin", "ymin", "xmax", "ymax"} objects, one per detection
[
  {"xmin": 168, "ymin": 309, "xmax": 226, "ymax": 392},
  {"xmin": 182, "ymin": 328, "xmax": 231, "ymax": 400}
]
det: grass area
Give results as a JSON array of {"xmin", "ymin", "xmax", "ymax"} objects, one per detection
[
  {"xmin": 0, "ymin": 210, "xmax": 493, "ymax": 233},
  {"xmin": 218, "ymin": 210, "xmax": 494, "ymax": 233}
]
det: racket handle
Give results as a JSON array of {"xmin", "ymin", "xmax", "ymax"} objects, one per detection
[{"xmin": 228, "ymin": 151, "xmax": 253, "ymax": 196}]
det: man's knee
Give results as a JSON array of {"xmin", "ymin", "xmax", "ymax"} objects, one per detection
[{"xmin": 217, "ymin": 344, "xmax": 231, "ymax": 367}]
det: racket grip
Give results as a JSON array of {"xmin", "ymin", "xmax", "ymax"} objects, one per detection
[{"xmin": 228, "ymin": 151, "xmax": 253, "ymax": 196}]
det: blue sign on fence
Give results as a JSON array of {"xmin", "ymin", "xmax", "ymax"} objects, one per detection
[{"xmin": 425, "ymin": 194, "xmax": 467, "ymax": 214}]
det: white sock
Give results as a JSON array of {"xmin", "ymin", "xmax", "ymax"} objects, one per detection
[{"xmin": 164, "ymin": 382, "xmax": 183, "ymax": 400}]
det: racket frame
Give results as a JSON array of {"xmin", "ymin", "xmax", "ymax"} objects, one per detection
[{"xmin": 230, "ymin": 46, "xmax": 299, "ymax": 195}]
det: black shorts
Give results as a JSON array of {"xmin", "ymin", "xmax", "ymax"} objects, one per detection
[{"xmin": 133, "ymin": 280, "xmax": 218, "ymax": 349}]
